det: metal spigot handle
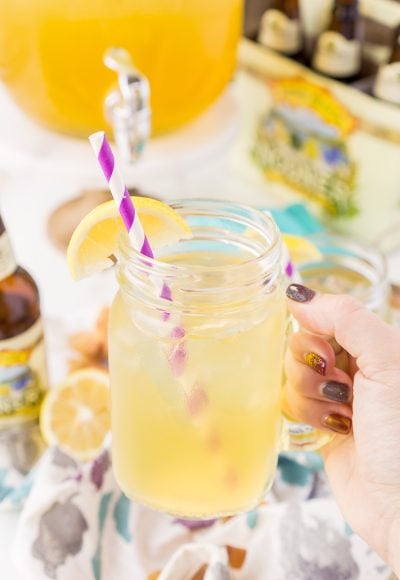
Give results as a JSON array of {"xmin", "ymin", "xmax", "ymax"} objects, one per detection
[{"xmin": 104, "ymin": 47, "xmax": 151, "ymax": 163}]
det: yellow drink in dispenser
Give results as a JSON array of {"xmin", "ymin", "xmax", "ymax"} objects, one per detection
[{"xmin": 0, "ymin": 0, "xmax": 243, "ymax": 136}]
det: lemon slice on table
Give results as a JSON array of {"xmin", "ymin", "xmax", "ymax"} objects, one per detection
[
  {"xmin": 67, "ymin": 196, "xmax": 192, "ymax": 280},
  {"xmin": 282, "ymin": 234, "xmax": 322, "ymax": 265},
  {"xmin": 40, "ymin": 368, "xmax": 111, "ymax": 462}
]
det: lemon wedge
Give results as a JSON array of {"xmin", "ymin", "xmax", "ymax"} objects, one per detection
[
  {"xmin": 282, "ymin": 234, "xmax": 322, "ymax": 265},
  {"xmin": 67, "ymin": 196, "xmax": 192, "ymax": 280},
  {"xmin": 40, "ymin": 368, "xmax": 111, "ymax": 462}
]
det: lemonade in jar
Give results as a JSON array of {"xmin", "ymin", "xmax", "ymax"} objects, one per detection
[
  {"xmin": 108, "ymin": 199, "xmax": 287, "ymax": 517},
  {"xmin": 0, "ymin": 0, "xmax": 243, "ymax": 136}
]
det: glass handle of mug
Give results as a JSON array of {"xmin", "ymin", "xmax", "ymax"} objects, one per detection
[{"xmin": 282, "ymin": 415, "xmax": 334, "ymax": 452}]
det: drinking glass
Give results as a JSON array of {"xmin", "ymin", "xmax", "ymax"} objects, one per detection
[{"xmin": 109, "ymin": 199, "xmax": 318, "ymax": 518}]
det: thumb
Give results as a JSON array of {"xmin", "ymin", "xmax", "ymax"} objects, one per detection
[{"xmin": 286, "ymin": 284, "xmax": 395, "ymax": 361}]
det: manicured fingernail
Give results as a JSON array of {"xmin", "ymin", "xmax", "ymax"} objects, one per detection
[
  {"xmin": 304, "ymin": 352, "xmax": 326, "ymax": 376},
  {"xmin": 286, "ymin": 284, "xmax": 316, "ymax": 303},
  {"xmin": 321, "ymin": 381, "xmax": 350, "ymax": 403},
  {"xmin": 322, "ymin": 413, "xmax": 352, "ymax": 434}
]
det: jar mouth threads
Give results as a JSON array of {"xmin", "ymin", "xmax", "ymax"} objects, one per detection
[{"xmin": 117, "ymin": 199, "xmax": 284, "ymax": 317}]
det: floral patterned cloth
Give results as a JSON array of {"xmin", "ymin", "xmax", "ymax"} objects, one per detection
[{"xmin": 12, "ymin": 447, "xmax": 391, "ymax": 580}]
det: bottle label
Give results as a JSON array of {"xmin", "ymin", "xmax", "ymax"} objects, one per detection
[
  {"xmin": 313, "ymin": 31, "xmax": 361, "ymax": 78},
  {"xmin": 259, "ymin": 9, "xmax": 302, "ymax": 55},
  {"xmin": 374, "ymin": 62, "xmax": 400, "ymax": 105},
  {"xmin": 0, "ymin": 318, "xmax": 47, "ymax": 426},
  {"xmin": 0, "ymin": 232, "xmax": 17, "ymax": 280}
]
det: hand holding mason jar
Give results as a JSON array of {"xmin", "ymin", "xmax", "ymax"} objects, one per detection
[
  {"xmin": 284, "ymin": 285, "xmax": 400, "ymax": 577},
  {"xmin": 69, "ymin": 164, "xmax": 394, "ymax": 519},
  {"xmin": 70, "ymin": 134, "xmax": 394, "ymax": 525},
  {"xmin": 70, "ymin": 185, "xmax": 334, "ymax": 518}
]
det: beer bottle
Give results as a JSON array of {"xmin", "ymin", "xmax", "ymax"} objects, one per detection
[
  {"xmin": 313, "ymin": 0, "xmax": 362, "ymax": 81},
  {"xmin": 258, "ymin": 0, "xmax": 303, "ymax": 58},
  {"xmin": 0, "ymin": 213, "xmax": 47, "ymax": 473},
  {"xmin": 373, "ymin": 26, "xmax": 400, "ymax": 105}
]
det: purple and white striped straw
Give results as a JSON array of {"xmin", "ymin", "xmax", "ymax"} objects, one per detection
[
  {"xmin": 89, "ymin": 131, "xmax": 154, "ymax": 259},
  {"xmin": 89, "ymin": 132, "xmax": 186, "ymax": 375},
  {"xmin": 89, "ymin": 131, "xmax": 172, "ymax": 300},
  {"xmin": 89, "ymin": 133, "xmax": 233, "ymax": 475}
]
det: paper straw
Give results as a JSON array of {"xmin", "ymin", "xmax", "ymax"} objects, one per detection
[
  {"xmin": 89, "ymin": 131, "xmax": 171, "ymax": 300},
  {"xmin": 89, "ymin": 132, "xmax": 236, "ymax": 489},
  {"xmin": 89, "ymin": 132, "xmax": 153, "ymax": 257},
  {"xmin": 89, "ymin": 132, "xmax": 186, "ymax": 378}
]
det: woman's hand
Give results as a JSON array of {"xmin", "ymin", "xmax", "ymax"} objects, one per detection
[{"xmin": 284, "ymin": 284, "xmax": 400, "ymax": 574}]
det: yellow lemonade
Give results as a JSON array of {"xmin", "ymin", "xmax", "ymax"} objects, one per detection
[
  {"xmin": 109, "ymin": 248, "xmax": 287, "ymax": 518},
  {"xmin": 0, "ymin": 0, "xmax": 243, "ymax": 136}
]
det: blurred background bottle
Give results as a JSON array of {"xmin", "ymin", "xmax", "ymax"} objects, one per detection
[
  {"xmin": 258, "ymin": 0, "xmax": 304, "ymax": 59},
  {"xmin": 0, "ymin": 214, "xmax": 47, "ymax": 475},
  {"xmin": 373, "ymin": 25, "xmax": 400, "ymax": 105},
  {"xmin": 388, "ymin": 25, "xmax": 400, "ymax": 67},
  {"xmin": 312, "ymin": 0, "xmax": 362, "ymax": 81}
]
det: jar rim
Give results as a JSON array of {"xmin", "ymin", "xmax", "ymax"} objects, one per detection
[
  {"xmin": 117, "ymin": 198, "xmax": 282, "ymax": 279},
  {"xmin": 298, "ymin": 231, "xmax": 388, "ymax": 311},
  {"xmin": 300, "ymin": 232, "xmax": 387, "ymax": 278},
  {"xmin": 116, "ymin": 198, "xmax": 284, "ymax": 315}
]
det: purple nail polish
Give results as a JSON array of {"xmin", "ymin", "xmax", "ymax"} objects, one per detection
[{"xmin": 286, "ymin": 284, "xmax": 316, "ymax": 303}]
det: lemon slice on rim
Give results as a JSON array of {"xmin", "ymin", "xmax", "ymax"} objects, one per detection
[
  {"xmin": 67, "ymin": 196, "xmax": 192, "ymax": 280},
  {"xmin": 40, "ymin": 368, "xmax": 111, "ymax": 462},
  {"xmin": 282, "ymin": 234, "xmax": 322, "ymax": 265}
]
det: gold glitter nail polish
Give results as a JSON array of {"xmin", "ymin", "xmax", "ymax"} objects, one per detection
[
  {"xmin": 322, "ymin": 414, "xmax": 352, "ymax": 435},
  {"xmin": 304, "ymin": 352, "xmax": 326, "ymax": 375}
]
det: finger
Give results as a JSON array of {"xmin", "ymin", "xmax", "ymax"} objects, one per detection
[
  {"xmin": 288, "ymin": 332, "xmax": 338, "ymax": 376},
  {"xmin": 288, "ymin": 331, "xmax": 354, "ymax": 378},
  {"xmin": 285, "ymin": 349, "xmax": 353, "ymax": 404},
  {"xmin": 286, "ymin": 284, "xmax": 397, "ymax": 362},
  {"xmin": 283, "ymin": 382, "xmax": 352, "ymax": 435}
]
